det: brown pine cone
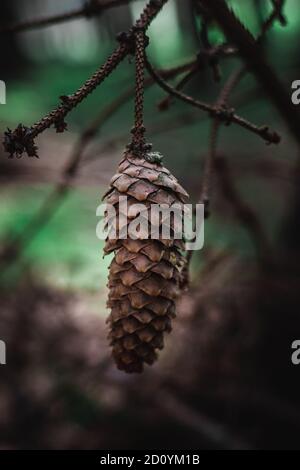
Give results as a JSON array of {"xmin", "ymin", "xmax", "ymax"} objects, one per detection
[{"xmin": 103, "ymin": 150, "xmax": 189, "ymax": 373}]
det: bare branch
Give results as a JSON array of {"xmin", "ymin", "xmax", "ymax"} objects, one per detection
[
  {"xmin": 157, "ymin": 64, "xmax": 199, "ymax": 111},
  {"xmin": 145, "ymin": 56, "xmax": 280, "ymax": 145},
  {"xmin": 0, "ymin": 0, "xmax": 135, "ymax": 34},
  {"xmin": 200, "ymin": 0, "xmax": 300, "ymax": 146},
  {"xmin": 157, "ymin": 44, "xmax": 236, "ymax": 112},
  {"xmin": 3, "ymin": 0, "xmax": 169, "ymax": 158},
  {"xmin": 183, "ymin": 0, "xmax": 286, "ymax": 281},
  {"xmin": 199, "ymin": 0, "xmax": 286, "ymax": 210},
  {"xmin": 260, "ymin": 0, "xmax": 286, "ymax": 38}
]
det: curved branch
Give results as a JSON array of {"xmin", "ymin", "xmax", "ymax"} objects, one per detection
[
  {"xmin": 200, "ymin": 0, "xmax": 300, "ymax": 146},
  {"xmin": 2, "ymin": 0, "xmax": 169, "ymax": 158},
  {"xmin": 145, "ymin": 56, "xmax": 280, "ymax": 145}
]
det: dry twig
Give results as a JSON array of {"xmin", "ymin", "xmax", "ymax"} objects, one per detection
[
  {"xmin": 183, "ymin": 0, "xmax": 287, "ymax": 279},
  {"xmin": 145, "ymin": 56, "xmax": 280, "ymax": 145},
  {"xmin": 3, "ymin": 0, "xmax": 169, "ymax": 158},
  {"xmin": 200, "ymin": 0, "xmax": 300, "ymax": 145},
  {"xmin": 0, "ymin": 0, "xmax": 135, "ymax": 34}
]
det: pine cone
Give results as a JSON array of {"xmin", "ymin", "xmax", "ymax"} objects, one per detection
[{"xmin": 104, "ymin": 150, "xmax": 189, "ymax": 373}]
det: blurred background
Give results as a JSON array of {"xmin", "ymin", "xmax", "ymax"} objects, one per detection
[{"xmin": 0, "ymin": 0, "xmax": 300, "ymax": 450}]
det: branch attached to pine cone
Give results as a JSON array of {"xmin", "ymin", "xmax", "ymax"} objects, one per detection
[
  {"xmin": 0, "ymin": 57, "xmax": 198, "ymax": 278},
  {"xmin": 2, "ymin": 0, "xmax": 169, "ymax": 159}
]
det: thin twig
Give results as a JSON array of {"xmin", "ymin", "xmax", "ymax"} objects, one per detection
[
  {"xmin": 158, "ymin": 64, "xmax": 199, "ymax": 111},
  {"xmin": 145, "ymin": 56, "xmax": 280, "ymax": 145},
  {"xmin": 0, "ymin": 0, "xmax": 135, "ymax": 34},
  {"xmin": 200, "ymin": 67, "xmax": 246, "ymax": 214},
  {"xmin": 260, "ymin": 0, "xmax": 286, "ymax": 38},
  {"xmin": 3, "ymin": 0, "xmax": 169, "ymax": 158},
  {"xmin": 83, "ymin": 110, "xmax": 202, "ymax": 166},
  {"xmin": 157, "ymin": 44, "xmax": 236, "ymax": 112},
  {"xmin": 200, "ymin": 0, "xmax": 300, "ymax": 146},
  {"xmin": 84, "ymin": 78, "xmax": 279, "ymax": 170},
  {"xmin": 183, "ymin": 1, "xmax": 285, "ymax": 282},
  {"xmin": 0, "ymin": 99, "xmax": 138, "ymax": 274},
  {"xmin": 199, "ymin": 13, "xmax": 221, "ymax": 81},
  {"xmin": 199, "ymin": 0, "xmax": 286, "ymax": 212}
]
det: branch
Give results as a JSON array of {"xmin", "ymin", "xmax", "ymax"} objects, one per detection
[
  {"xmin": 145, "ymin": 56, "xmax": 280, "ymax": 145},
  {"xmin": 157, "ymin": 44, "xmax": 236, "ymax": 111},
  {"xmin": 260, "ymin": 0, "xmax": 286, "ymax": 38},
  {"xmin": 0, "ymin": 0, "xmax": 135, "ymax": 34},
  {"xmin": 196, "ymin": 68, "xmax": 246, "ymax": 221},
  {"xmin": 199, "ymin": 11, "xmax": 222, "ymax": 81},
  {"xmin": 183, "ymin": 0, "xmax": 286, "ymax": 281},
  {"xmin": 84, "ymin": 110, "xmax": 201, "ymax": 167},
  {"xmin": 0, "ymin": 99, "xmax": 127, "ymax": 274},
  {"xmin": 157, "ymin": 6, "xmax": 253, "ymax": 236},
  {"xmin": 3, "ymin": 0, "xmax": 169, "ymax": 158},
  {"xmin": 200, "ymin": 0, "xmax": 300, "ymax": 146},
  {"xmin": 157, "ymin": 64, "xmax": 199, "ymax": 111},
  {"xmin": 199, "ymin": 0, "xmax": 286, "ymax": 212},
  {"xmin": 0, "ymin": 57, "xmax": 194, "ymax": 275}
]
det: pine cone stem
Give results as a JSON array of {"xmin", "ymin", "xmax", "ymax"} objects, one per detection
[{"xmin": 131, "ymin": 28, "xmax": 147, "ymax": 153}]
